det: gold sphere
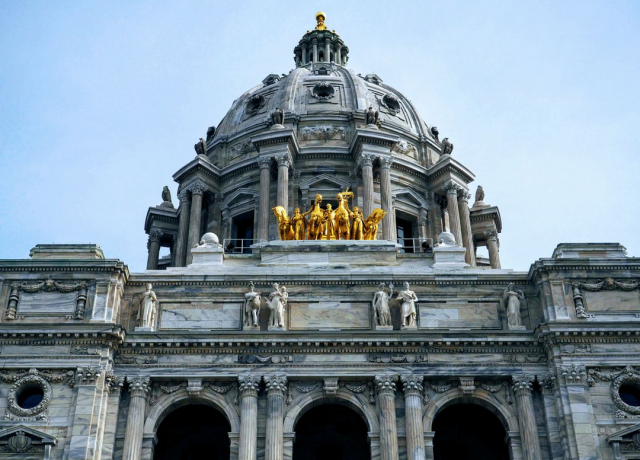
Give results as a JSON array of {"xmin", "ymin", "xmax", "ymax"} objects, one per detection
[{"xmin": 315, "ymin": 11, "xmax": 326, "ymax": 20}]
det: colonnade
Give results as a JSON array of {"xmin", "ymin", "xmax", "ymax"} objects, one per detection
[
  {"xmin": 296, "ymin": 38, "xmax": 346, "ymax": 66},
  {"xmin": 120, "ymin": 373, "xmax": 542, "ymax": 460}
]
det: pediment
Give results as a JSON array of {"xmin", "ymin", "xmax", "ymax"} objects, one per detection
[
  {"xmin": 608, "ymin": 422, "xmax": 640, "ymax": 441},
  {"xmin": 608, "ymin": 422, "xmax": 640, "ymax": 457},
  {"xmin": 299, "ymin": 174, "xmax": 350, "ymax": 191},
  {"xmin": 0, "ymin": 425, "xmax": 57, "ymax": 447},
  {"xmin": 392, "ymin": 188, "xmax": 428, "ymax": 209},
  {"xmin": 221, "ymin": 188, "xmax": 258, "ymax": 209}
]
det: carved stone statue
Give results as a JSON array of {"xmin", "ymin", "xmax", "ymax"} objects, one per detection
[
  {"xmin": 268, "ymin": 283, "xmax": 287, "ymax": 329},
  {"xmin": 396, "ymin": 282, "xmax": 418, "ymax": 328},
  {"xmin": 137, "ymin": 283, "xmax": 157, "ymax": 330},
  {"xmin": 430, "ymin": 126, "xmax": 439, "ymax": 141},
  {"xmin": 372, "ymin": 283, "xmax": 393, "ymax": 327},
  {"xmin": 271, "ymin": 107, "xmax": 285, "ymax": 127},
  {"xmin": 441, "ymin": 137, "xmax": 453, "ymax": 155},
  {"xmin": 244, "ymin": 282, "xmax": 261, "ymax": 329},
  {"xmin": 475, "ymin": 185, "xmax": 485, "ymax": 203},
  {"xmin": 161, "ymin": 186, "xmax": 172, "ymax": 205},
  {"xmin": 206, "ymin": 126, "xmax": 216, "ymax": 143},
  {"xmin": 503, "ymin": 283, "xmax": 525, "ymax": 330},
  {"xmin": 194, "ymin": 138, "xmax": 206, "ymax": 156},
  {"xmin": 365, "ymin": 106, "xmax": 379, "ymax": 126}
]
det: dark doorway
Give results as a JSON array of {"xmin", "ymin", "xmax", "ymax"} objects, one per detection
[
  {"xmin": 396, "ymin": 213, "xmax": 415, "ymax": 253},
  {"xmin": 433, "ymin": 404, "xmax": 509, "ymax": 460},
  {"xmin": 293, "ymin": 404, "xmax": 370, "ymax": 460},
  {"xmin": 153, "ymin": 404, "xmax": 231, "ymax": 460},
  {"xmin": 230, "ymin": 211, "xmax": 254, "ymax": 253}
]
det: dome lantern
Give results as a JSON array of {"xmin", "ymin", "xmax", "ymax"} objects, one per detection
[{"xmin": 293, "ymin": 12, "xmax": 348, "ymax": 66}]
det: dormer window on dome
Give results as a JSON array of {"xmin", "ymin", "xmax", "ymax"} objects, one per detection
[{"xmin": 293, "ymin": 12, "xmax": 349, "ymax": 66}]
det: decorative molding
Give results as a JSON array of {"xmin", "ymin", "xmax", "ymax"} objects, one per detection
[
  {"xmin": 237, "ymin": 354, "xmax": 292, "ymax": 364},
  {"xmin": 368, "ymin": 354, "xmax": 428, "ymax": 364},
  {"xmin": 301, "ymin": 125, "xmax": 346, "ymax": 142},
  {"xmin": 574, "ymin": 278, "xmax": 639, "ymax": 292},
  {"xmin": 5, "ymin": 279, "xmax": 89, "ymax": 321},
  {"xmin": 76, "ymin": 366, "xmax": 102, "ymax": 387},
  {"xmin": 4, "ymin": 370, "xmax": 52, "ymax": 421},
  {"xmin": 589, "ymin": 365, "xmax": 640, "ymax": 418},
  {"xmin": 323, "ymin": 377, "xmax": 339, "ymax": 396},
  {"xmin": 458, "ymin": 377, "xmax": 476, "ymax": 396},
  {"xmin": 339, "ymin": 380, "xmax": 376, "ymax": 405},
  {"xmin": 561, "ymin": 364, "xmax": 587, "ymax": 385}
]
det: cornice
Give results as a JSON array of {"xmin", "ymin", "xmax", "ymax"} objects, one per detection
[
  {"xmin": 0, "ymin": 260, "xmax": 129, "ymax": 277},
  {"xmin": 172, "ymin": 155, "xmax": 221, "ymax": 184},
  {"xmin": 426, "ymin": 156, "xmax": 475, "ymax": 184}
]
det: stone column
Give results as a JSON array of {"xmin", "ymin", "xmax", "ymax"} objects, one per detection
[
  {"xmin": 238, "ymin": 374, "xmax": 260, "ymax": 460},
  {"xmin": 276, "ymin": 155, "xmax": 290, "ymax": 211},
  {"xmin": 512, "ymin": 375, "xmax": 542, "ymax": 460},
  {"xmin": 484, "ymin": 230, "xmax": 501, "ymax": 268},
  {"xmin": 325, "ymin": 38, "xmax": 331, "ymax": 62},
  {"xmin": 265, "ymin": 374, "xmax": 287, "ymax": 460},
  {"xmin": 301, "ymin": 43, "xmax": 308, "ymax": 65},
  {"xmin": 336, "ymin": 43, "xmax": 342, "ymax": 65},
  {"xmin": 122, "ymin": 375, "xmax": 150, "ymax": 460},
  {"xmin": 146, "ymin": 228, "xmax": 162, "ymax": 270},
  {"xmin": 379, "ymin": 156, "xmax": 394, "ymax": 241},
  {"xmin": 401, "ymin": 375, "xmax": 425, "ymax": 460},
  {"xmin": 444, "ymin": 183, "xmax": 462, "ymax": 244},
  {"xmin": 102, "ymin": 375, "xmax": 124, "ymax": 460},
  {"xmin": 175, "ymin": 190, "xmax": 191, "ymax": 267},
  {"xmin": 456, "ymin": 191, "xmax": 476, "ymax": 266},
  {"xmin": 376, "ymin": 374, "xmax": 399, "ymax": 460},
  {"xmin": 258, "ymin": 157, "xmax": 272, "ymax": 241},
  {"xmin": 360, "ymin": 154, "xmax": 375, "ymax": 218},
  {"xmin": 539, "ymin": 374, "xmax": 564, "ymax": 460},
  {"xmin": 312, "ymin": 38, "xmax": 318, "ymax": 63},
  {"xmin": 186, "ymin": 180, "xmax": 207, "ymax": 264}
]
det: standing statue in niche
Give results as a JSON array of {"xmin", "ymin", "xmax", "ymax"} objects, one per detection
[
  {"xmin": 243, "ymin": 281, "xmax": 261, "ymax": 329},
  {"xmin": 194, "ymin": 138, "xmax": 206, "ymax": 156},
  {"xmin": 137, "ymin": 283, "xmax": 157, "ymax": 330},
  {"xmin": 365, "ymin": 106, "xmax": 379, "ymax": 126},
  {"xmin": 268, "ymin": 283, "xmax": 287, "ymax": 329},
  {"xmin": 503, "ymin": 283, "xmax": 526, "ymax": 330},
  {"xmin": 397, "ymin": 282, "xmax": 418, "ymax": 328},
  {"xmin": 271, "ymin": 107, "xmax": 285, "ymax": 127},
  {"xmin": 161, "ymin": 186, "xmax": 172, "ymax": 205},
  {"xmin": 372, "ymin": 283, "xmax": 393, "ymax": 328},
  {"xmin": 441, "ymin": 137, "xmax": 454, "ymax": 155}
]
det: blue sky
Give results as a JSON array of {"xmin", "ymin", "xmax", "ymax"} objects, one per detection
[{"xmin": 1, "ymin": 1, "xmax": 639, "ymax": 271}]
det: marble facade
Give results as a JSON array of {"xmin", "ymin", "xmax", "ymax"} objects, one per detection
[{"xmin": 1, "ymin": 13, "xmax": 639, "ymax": 460}]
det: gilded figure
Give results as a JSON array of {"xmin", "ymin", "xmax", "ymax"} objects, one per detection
[
  {"xmin": 307, "ymin": 194, "xmax": 325, "ymax": 240},
  {"xmin": 363, "ymin": 208, "xmax": 386, "ymax": 240},
  {"xmin": 323, "ymin": 204, "xmax": 336, "ymax": 239},
  {"xmin": 272, "ymin": 206, "xmax": 294, "ymax": 241},
  {"xmin": 350, "ymin": 206, "xmax": 364, "ymax": 240},
  {"xmin": 292, "ymin": 207, "xmax": 311, "ymax": 240},
  {"xmin": 335, "ymin": 189, "xmax": 353, "ymax": 240}
]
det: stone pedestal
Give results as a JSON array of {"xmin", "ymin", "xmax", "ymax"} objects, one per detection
[
  {"xmin": 189, "ymin": 246, "xmax": 224, "ymax": 266},
  {"xmin": 375, "ymin": 325, "xmax": 394, "ymax": 331},
  {"xmin": 401, "ymin": 324, "xmax": 418, "ymax": 331},
  {"xmin": 134, "ymin": 326, "xmax": 153, "ymax": 332},
  {"xmin": 257, "ymin": 240, "xmax": 400, "ymax": 266},
  {"xmin": 268, "ymin": 325, "xmax": 286, "ymax": 332},
  {"xmin": 432, "ymin": 233, "xmax": 469, "ymax": 270}
]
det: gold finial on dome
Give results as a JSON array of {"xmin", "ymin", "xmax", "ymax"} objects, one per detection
[{"xmin": 315, "ymin": 11, "xmax": 327, "ymax": 30}]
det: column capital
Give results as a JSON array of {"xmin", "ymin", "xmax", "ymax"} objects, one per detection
[
  {"xmin": 443, "ymin": 181, "xmax": 462, "ymax": 196},
  {"xmin": 149, "ymin": 228, "xmax": 163, "ymax": 243},
  {"xmin": 457, "ymin": 191, "xmax": 471, "ymax": 203},
  {"xmin": 358, "ymin": 153, "xmax": 376, "ymax": 168},
  {"xmin": 238, "ymin": 374, "xmax": 261, "ymax": 397},
  {"xmin": 76, "ymin": 366, "xmax": 104, "ymax": 387},
  {"xmin": 275, "ymin": 153, "xmax": 292, "ymax": 168},
  {"xmin": 336, "ymin": 42, "xmax": 343, "ymax": 50},
  {"xmin": 312, "ymin": 37, "xmax": 318, "ymax": 44},
  {"xmin": 484, "ymin": 229, "xmax": 499, "ymax": 242},
  {"xmin": 561, "ymin": 364, "xmax": 587, "ymax": 385},
  {"xmin": 511, "ymin": 374, "xmax": 534, "ymax": 396},
  {"xmin": 106, "ymin": 372, "xmax": 125, "ymax": 395},
  {"xmin": 375, "ymin": 374, "xmax": 398, "ymax": 396},
  {"xmin": 265, "ymin": 374, "xmax": 288, "ymax": 397},
  {"xmin": 126, "ymin": 375, "xmax": 151, "ymax": 398},
  {"xmin": 178, "ymin": 189, "xmax": 190, "ymax": 202},
  {"xmin": 540, "ymin": 373, "xmax": 556, "ymax": 394},
  {"xmin": 188, "ymin": 180, "xmax": 208, "ymax": 196},
  {"xmin": 258, "ymin": 156, "xmax": 273, "ymax": 169},
  {"xmin": 400, "ymin": 375, "xmax": 423, "ymax": 396},
  {"xmin": 379, "ymin": 155, "xmax": 393, "ymax": 169}
]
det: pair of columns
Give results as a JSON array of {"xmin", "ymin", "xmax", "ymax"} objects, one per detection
[
  {"xmin": 360, "ymin": 154, "xmax": 395, "ymax": 241},
  {"xmin": 256, "ymin": 155, "xmax": 291, "ymax": 241},
  {"xmin": 173, "ymin": 180, "xmax": 208, "ymax": 266},
  {"xmin": 443, "ymin": 182, "xmax": 479, "ymax": 267}
]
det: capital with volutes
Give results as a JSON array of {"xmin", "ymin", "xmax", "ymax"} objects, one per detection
[
  {"xmin": 238, "ymin": 374, "xmax": 261, "ymax": 398},
  {"xmin": 126, "ymin": 375, "xmax": 151, "ymax": 398},
  {"xmin": 379, "ymin": 156, "xmax": 393, "ymax": 169},
  {"xmin": 264, "ymin": 373, "xmax": 288, "ymax": 397},
  {"xmin": 358, "ymin": 153, "xmax": 375, "ymax": 168},
  {"xmin": 443, "ymin": 182, "xmax": 462, "ymax": 196},
  {"xmin": 257, "ymin": 156, "xmax": 272, "ymax": 169},
  {"xmin": 188, "ymin": 180, "xmax": 208, "ymax": 196},
  {"xmin": 400, "ymin": 374, "xmax": 424, "ymax": 396},
  {"xmin": 149, "ymin": 228, "xmax": 163, "ymax": 243},
  {"xmin": 375, "ymin": 374, "xmax": 398, "ymax": 396},
  {"xmin": 484, "ymin": 229, "xmax": 499, "ymax": 242},
  {"xmin": 457, "ymin": 191, "xmax": 471, "ymax": 203},
  {"xmin": 511, "ymin": 374, "xmax": 534, "ymax": 396},
  {"xmin": 178, "ymin": 189, "xmax": 191, "ymax": 203},
  {"xmin": 275, "ymin": 154, "xmax": 292, "ymax": 168}
]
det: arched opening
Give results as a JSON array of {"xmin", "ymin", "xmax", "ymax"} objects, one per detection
[
  {"xmin": 433, "ymin": 403, "xmax": 509, "ymax": 460},
  {"xmin": 153, "ymin": 404, "xmax": 231, "ymax": 460},
  {"xmin": 293, "ymin": 404, "xmax": 370, "ymax": 460}
]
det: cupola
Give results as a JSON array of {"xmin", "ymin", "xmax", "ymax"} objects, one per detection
[{"xmin": 293, "ymin": 12, "xmax": 349, "ymax": 66}]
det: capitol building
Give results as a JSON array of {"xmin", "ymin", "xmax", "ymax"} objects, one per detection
[{"xmin": 1, "ymin": 12, "xmax": 639, "ymax": 460}]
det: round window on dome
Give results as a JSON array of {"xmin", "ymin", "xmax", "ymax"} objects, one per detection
[
  {"xmin": 619, "ymin": 383, "xmax": 640, "ymax": 407},
  {"xmin": 246, "ymin": 94, "xmax": 265, "ymax": 114},
  {"xmin": 312, "ymin": 82, "xmax": 335, "ymax": 100},
  {"xmin": 382, "ymin": 94, "xmax": 401, "ymax": 112},
  {"xmin": 17, "ymin": 385, "xmax": 44, "ymax": 410}
]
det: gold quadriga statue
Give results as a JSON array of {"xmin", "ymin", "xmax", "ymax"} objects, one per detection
[{"xmin": 272, "ymin": 189, "xmax": 386, "ymax": 241}]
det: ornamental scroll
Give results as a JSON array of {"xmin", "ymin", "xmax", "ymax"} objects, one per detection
[
  {"xmin": 5, "ymin": 279, "xmax": 89, "ymax": 321},
  {"xmin": 272, "ymin": 188, "xmax": 386, "ymax": 241}
]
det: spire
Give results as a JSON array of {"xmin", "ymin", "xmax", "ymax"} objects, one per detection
[{"xmin": 293, "ymin": 12, "xmax": 349, "ymax": 67}]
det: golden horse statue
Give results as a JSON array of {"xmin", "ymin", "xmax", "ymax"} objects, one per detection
[
  {"xmin": 306, "ymin": 194, "xmax": 324, "ymax": 240},
  {"xmin": 363, "ymin": 208, "xmax": 387, "ymax": 240},
  {"xmin": 335, "ymin": 189, "xmax": 353, "ymax": 240},
  {"xmin": 272, "ymin": 206, "xmax": 294, "ymax": 241}
]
